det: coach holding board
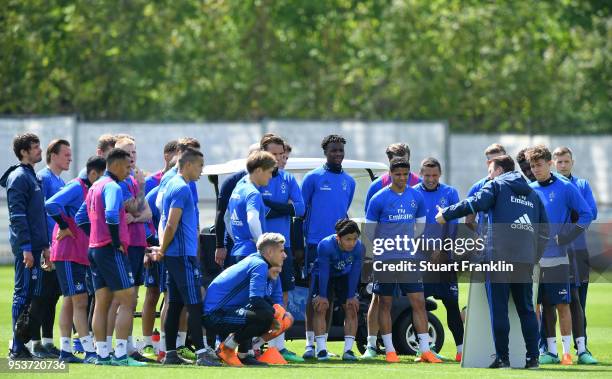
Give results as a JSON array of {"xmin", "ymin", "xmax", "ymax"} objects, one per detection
[{"xmin": 435, "ymin": 155, "xmax": 548, "ymax": 369}]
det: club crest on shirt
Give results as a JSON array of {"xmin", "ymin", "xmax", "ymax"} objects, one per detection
[
  {"xmin": 148, "ymin": 275, "xmax": 154, "ymax": 284},
  {"xmin": 128, "ymin": 271, "xmax": 135, "ymax": 284},
  {"xmin": 31, "ymin": 267, "xmax": 38, "ymax": 280},
  {"xmin": 281, "ymin": 182, "xmax": 287, "ymax": 194},
  {"xmin": 549, "ymin": 191, "xmax": 555, "ymax": 202},
  {"xmin": 411, "ymin": 200, "xmax": 417, "ymax": 208},
  {"xmin": 439, "ymin": 197, "xmax": 447, "ymax": 206},
  {"xmin": 76, "ymin": 282, "xmax": 83, "ymax": 291},
  {"xmin": 342, "ymin": 180, "xmax": 348, "ymax": 191}
]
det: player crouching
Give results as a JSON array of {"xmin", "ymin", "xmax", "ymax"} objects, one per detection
[{"xmin": 203, "ymin": 233, "xmax": 291, "ymax": 366}]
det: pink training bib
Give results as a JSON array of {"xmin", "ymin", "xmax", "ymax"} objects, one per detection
[
  {"xmin": 50, "ymin": 178, "xmax": 90, "ymax": 265},
  {"xmin": 87, "ymin": 176, "xmax": 130, "ymax": 253}
]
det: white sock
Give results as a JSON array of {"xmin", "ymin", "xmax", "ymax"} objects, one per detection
[
  {"xmin": 42, "ymin": 338, "xmax": 54, "ymax": 346},
  {"xmin": 203, "ymin": 335, "xmax": 209, "ymax": 348},
  {"xmin": 127, "ymin": 336, "xmax": 135, "ymax": 354},
  {"xmin": 252, "ymin": 337, "xmax": 265, "ymax": 350},
  {"xmin": 60, "ymin": 337, "xmax": 72, "ymax": 353},
  {"xmin": 115, "ymin": 339, "xmax": 127, "ymax": 358},
  {"xmin": 270, "ymin": 334, "xmax": 285, "ymax": 350},
  {"xmin": 224, "ymin": 334, "xmax": 238, "ymax": 350},
  {"xmin": 418, "ymin": 333, "xmax": 430, "ymax": 353},
  {"xmin": 381, "ymin": 333, "xmax": 395, "ymax": 353},
  {"xmin": 160, "ymin": 333, "xmax": 166, "ymax": 352},
  {"xmin": 80, "ymin": 335, "xmax": 95, "ymax": 353},
  {"xmin": 106, "ymin": 336, "xmax": 113, "ymax": 350},
  {"xmin": 576, "ymin": 336, "xmax": 586, "ymax": 354},
  {"xmin": 344, "ymin": 336, "xmax": 355, "ymax": 352},
  {"xmin": 367, "ymin": 335, "xmax": 377, "ymax": 349},
  {"xmin": 276, "ymin": 333, "xmax": 286, "ymax": 350},
  {"xmin": 177, "ymin": 331, "xmax": 187, "ymax": 347},
  {"xmin": 547, "ymin": 337, "xmax": 558, "ymax": 355},
  {"xmin": 315, "ymin": 335, "xmax": 327, "ymax": 353},
  {"xmin": 561, "ymin": 335, "xmax": 571, "ymax": 355},
  {"xmin": 143, "ymin": 335, "xmax": 153, "ymax": 347},
  {"xmin": 96, "ymin": 341, "xmax": 109, "ymax": 358},
  {"xmin": 457, "ymin": 344, "xmax": 463, "ymax": 354},
  {"xmin": 306, "ymin": 331, "xmax": 315, "ymax": 347}
]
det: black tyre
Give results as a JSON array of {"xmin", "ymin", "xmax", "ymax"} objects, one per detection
[{"xmin": 392, "ymin": 311, "xmax": 445, "ymax": 355}]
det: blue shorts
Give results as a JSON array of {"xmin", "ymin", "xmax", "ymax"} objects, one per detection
[
  {"xmin": 373, "ymin": 268, "xmax": 424, "ymax": 296},
  {"xmin": 165, "ymin": 255, "xmax": 202, "ymax": 305},
  {"xmin": 305, "ymin": 243, "xmax": 318, "ymax": 278},
  {"xmin": 538, "ymin": 265, "xmax": 571, "ymax": 305},
  {"xmin": 127, "ymin": 246, "xmax": 145, "ymax": 286},
  {"xmin": 280, "ymin": 247, "xmax": 295, "ymax": 292},
  {"xmin": 54, "ymin": 261, "xmax": 88, "ymax": 297},
  {"xmin": 424, "ymin": 282, "xmax": 459, "ymax": 300},
  {"xmin": 144, "ymin": 261, "xmax": 167, "ymax": 292},
  {"xmin": 85, "ymin": 267, "xmax": 95, "ymax": 296},
  {"xmin": 88, "ymin": 245, "xmax": 135, "ymax": 292},
  {"xmin": 309, "ymin": 274, "xmax": 351, "ymax": 304}
]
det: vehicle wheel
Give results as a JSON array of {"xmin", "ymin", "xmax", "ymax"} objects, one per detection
[{"xmin": 392, "ymin": 311, "xmax": 445, "ymax": 355}]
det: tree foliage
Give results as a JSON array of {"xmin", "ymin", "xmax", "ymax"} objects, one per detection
[{"xmin": 1, "ymin": 0, "xmax": 610, "ymax": 133}]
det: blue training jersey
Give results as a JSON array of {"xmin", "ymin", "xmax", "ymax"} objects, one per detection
[
  {"xmin": 228, "ymin": 178, "xmax": 267, "ymax": 257},
  {"xmin": 413, "ymin": 182, "xmax": 460, "ymax": 240},
  {"xmin": 312, "ymin": 234, "xmax": 364, "ymax": 299},
  {"xmin": 144, "ymin": 170, "xmax": 163, "ymax": 195},
  {"xmin": 301, "ymin": 166, "xmax": 355, "ymax": 244},
  {"xmin": 160, "ymin": 175, "xmax": 198, "ymax": 257},
  {"xmin": 156, "ymin": 166, "xmax": 199, "ymax": 225},
  {"xmin": 38, "ymin": 167, "xmax": 66, "ymax": 240},
  {"xmin": 565, "ymin": 174, "xmax": 598, "ymax": 250},
  {"xmin": 259, "ymin": 170, "xmax": 304, "ymax": 247},
  {"xmin": 204, "ymin": 253, "xmax": 270, "ymax": 312},
  {"xmin": 45, "ymin": 174, "xmax": 89, "ymax": 219},
  {"xmin": 529, "ymin": 174, "xmax": 592, "ymax": 262},
  {"xmin": 366, "ymin": 185, "xmax": 426, "ymax": 259},
  {"xmin": 146, "ymin": 186, "xmax": 161, "ymax": 231}
]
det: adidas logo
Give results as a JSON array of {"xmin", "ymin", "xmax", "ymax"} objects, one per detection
[
  {"xmin": 511, "ymin": 213, "xmax": 534, "ymax": 232},
  {"xmin": 230, "ymin": 209, "xmax": 243, "ymax": 226}
]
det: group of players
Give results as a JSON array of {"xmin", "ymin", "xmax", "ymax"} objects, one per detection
[{"xmin": 0, "ymin": 131, "xmax": 597, "ymax": 369}]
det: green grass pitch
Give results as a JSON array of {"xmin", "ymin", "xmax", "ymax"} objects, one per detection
[{"xmin": 0, "ymin": 265, "xmax": 610, "ymax": 378}]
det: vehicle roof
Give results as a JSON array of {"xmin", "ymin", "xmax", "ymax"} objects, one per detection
[{"xmin": 202, "ymin": 157, "xmax": 388, "ymax": 178}]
